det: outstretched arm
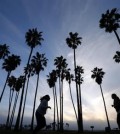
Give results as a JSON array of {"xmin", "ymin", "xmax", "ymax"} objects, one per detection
[{"xmin": 47, "ymin": 106, "xmax": 51, "ymax": 109}]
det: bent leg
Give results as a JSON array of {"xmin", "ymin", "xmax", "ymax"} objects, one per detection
[
  {"xmin": 33, "ymin": 112, "xmax": 46, "ymax": 134},
  {"xmin": 32, "ymin": 112, "xmax": 43, "ymax": 134},
  {"xmin": 41, "ymin": 116, "xmax": 46, "ymax": 129},
  {"xmin": 117, "ymin": 113, "xmax": 120, "ymax": 129}
]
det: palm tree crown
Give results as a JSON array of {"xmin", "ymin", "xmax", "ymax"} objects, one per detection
[
  {"xmin": 75, "ymin": 66, "xmax": 84, "ymax": 85},
  {"xmin": 99, "ymin": 8, "xmax": 120, "ymax": 33},
  {"xmin": 24, "ymin": 64, "xmax": 34, "ymax": 77},
  {"xmin": 7, "ymin": 76, "xmax": 16, "ymax": 90},
  {"xmin": 66, "ymin": 32, "xmax": 82, "ymax": 49},
  {"xmin": 54, "ymin": 56, "xmax": 68, "ymax": 73},
  {"xmin": 65, "ymin": 69, "xmax": 74, "ymax": 84},
  {"xmin": 2, "ymin": 54, "xmax": 21, "ymax": 72},
  {"xmin": 47, "ymin": 70, "xmax": 57, "ymax": 88},
  {"xmin": 25, "ymin": 28, "xmax": 44, "ymax": 48},
  {"xmin": 113, "ymin": 51, "xmax": 120, "ymax": 63},
  {"xmin": 31, "ymin": 52, "xmax": 48, "ymax": 74},
  {"xmin": 91, "ymin": 67, "xmax": 105, "ymax": 85},
  {"xmin": 0, "ymin": 44, "xmax": 10, "ymax": 59},
  {"xmin": 15, "ymin": 76, "xmax": 25, "ymax": 92}
]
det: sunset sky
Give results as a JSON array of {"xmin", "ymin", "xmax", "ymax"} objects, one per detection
[{"xmin": 0, "ymin": 0, "xmax": 120, "ymax": 130}]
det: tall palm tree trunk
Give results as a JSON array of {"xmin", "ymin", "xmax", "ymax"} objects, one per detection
[
  {"xmin": 9, "ymin": 92, "xmax": 19, "ymax": 128},
  {"xmin": 31, "ymin": 73, "xmax": 40, "ymax": 130},
  {"xmin": 61, "ymin": 80, "xmax": 63, "ymax": 131},
  {"xmin": 78, "ymin": 84, "xmax": 83, "ymax": 131},
  {"xmin": 100, "ymin": 84, "xmax": 111, "ymax": 130},
  {"xmin": 54, "ymin": 85, "xmax": 59, "ymax": 130},
  {"xmin": 20, "ymin": 76, "xmax": 30, "ymax": 129},
  {"xmin": 0, "ymin": 72, "xmax": 11, "ymax": 102},
  {"xmin": 6, "ymin": 89, "xmax": 14, "ymax": 128},
  {"xmin": 53, "ymin": 87, "xmax": 56, "ymax": 131},
  {"xmin": 73, "ymin": 49, "xmax": 80, "ymax": 131},
  {"xmin": 15, "ymin": 48, "xmax": 33, "ymax": 131},
  {"xmin": 114, "ymin": 30, "xmax": 120, "ymax": 45},
  {"xmin": 69, "ymin": 83, "xmax": 77, "ymax": 120},
  {"xmin": 59, "ymin": 78, "xmax": 63, "ymax": 131},
  {"xmin": 59, "ymin": 77, "xmax": 62, "ymax": 131}
]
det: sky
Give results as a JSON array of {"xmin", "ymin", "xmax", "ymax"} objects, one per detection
[{"xmin": 0, "ymin": 0, "xmax": 120, "ymax": 131}]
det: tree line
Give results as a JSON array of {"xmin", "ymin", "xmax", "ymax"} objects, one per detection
[{"xmin": 0, "ymin": 8, "xmax": 120, "ymax": 132}]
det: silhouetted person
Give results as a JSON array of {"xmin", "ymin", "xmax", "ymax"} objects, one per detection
[
  {"xmin": 111, "ymin": 93, "xmax": 120, "ymax": 129},
  {"xmin": 32, "ymin": 95, "xmax": 51, "ymax": 134}
]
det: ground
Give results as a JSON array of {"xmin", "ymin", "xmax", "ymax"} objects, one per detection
[{"xmin": 0, "ymin": 129, "xmax": 120, "ymax": 134}]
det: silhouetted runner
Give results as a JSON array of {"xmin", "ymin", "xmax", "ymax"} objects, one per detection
[
  {"xmin": 111, "ymin": 93, "xmax": 120, "ymax": 129},
  {"xmin": 32, "ymin": 95, "xmax": 51, "ymax": 134}
]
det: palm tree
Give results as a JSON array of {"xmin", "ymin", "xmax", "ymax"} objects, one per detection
[
  {"xmin": 0, "ymin": 44, "xmax": 10, "ymax": 60},
  {"xmin": 30, "ymin": 52, "xmax": 48, "ymax": 130},
  {"xmin": 6, "ymin": 76, "xmax": 16, "ymax": 128},
  {"xmin": 9, "ymin": 92, "xmax": 19, "ymax": 128},
  {"xmin": 54, "ymin": 84, "xmax": 59, "ymax": 131},
  {"xmin": 15, "ymin": 28, "xmax": 43, "ymax": 130},
  {"xmin": 51, "ymin": 70, "xmax": 59, "ymax": 130},
  {"xmin": 75, "ymin": 66, "xmax": 84, "ymax": 131},
  {"xmin": 91, "ymin": 67, "xmax": 111, "ymax": 130},
  {"xmin": 65, "ymin": 69, "xmax": 77, "ymax": 121},
  {"xmin": 99, "ymin": 8, "xmax": 120, "ymax": 45},
  {"xmin": 47, "ymin": 70, "xmax": 59, "ymax": 131},
  {"xmin": 113, "ymin": 51, "xmax": 120, "ymax": 63},
  {"xmin": 66, "ymin": 32, "xmax": 82, "ymax": 132},
  {"xmin": 20, "ymin": 64, "xmax": 34, "ymax": 129},
  {"xmin": 0, "ymin": 54, "xmax": 21, "ymax": 102},
  {"xmin": 47, "ymin": 72, "xmax": 56, "ymax": 131},
  {"xmin": 54, "ymin": 56, "xmax": 68, "ymax": 131},
  {"xmin": 9, "ymin": 75, "xmax": 25, "ymax": 129},
  {"xmin": 61, "ymin": 68, "xmax": 68, "ymax": 132}
]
